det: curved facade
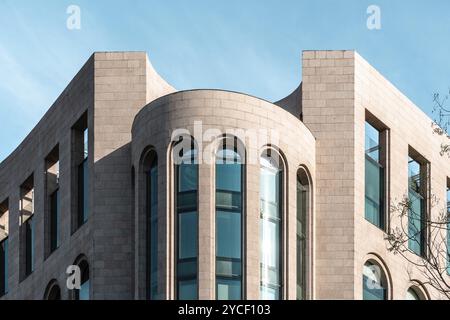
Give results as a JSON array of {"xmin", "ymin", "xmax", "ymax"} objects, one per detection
[
  {"xmin": 0, "ymin": 50, "xmax": 449, "ymax": 300},
  {"xmin": 131, "ymin": 90, "xmax": 316, "ymax": 299}
]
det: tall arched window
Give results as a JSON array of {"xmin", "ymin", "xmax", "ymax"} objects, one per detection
[
  {"xmin": 260, "ymin": 149, "xmax": 283, "ymax": 300},
  {"xmin": 363, "ymin": 260, "xmax": 388, "ymax": 300},
  {"xmin": 215, "ymin": 137, "xmax": 244, "ymax": 300},
  {"xmin": 296, "ymin": 167, "xmax": 310, "ymax": 300},
  {"xmin": 142, "ymin": 150, "xmax": 158, "ymax": 299},
  {"xmin": 74, "ymin": 258, "xmax": 89, "ymax": 300},
  {"xmin": 174, "ymin": 137, "xmax": 198, "ymax": 300}
]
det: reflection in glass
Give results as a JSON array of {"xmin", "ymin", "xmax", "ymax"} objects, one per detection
[
  {"xmin": 216, "ymin": 143, "xmax": 243, "ymax": 300},
  {"xmin": 363, "ymin": 262, "xmax": 387, "ymax": 300},
  {"xmin": 408, "ymin": 157, "xmax": 425, "ymax": 256},
  {"xmin": 176, "ymin": 142, "xmax": 198, "ymax": 300},
  {"xmin": 260, "ymin": 150, "xmax": 282, "ymax": 300},
  {"xmin": 365, "ymin": 122, "xmax": 385, "ymax": 228}
]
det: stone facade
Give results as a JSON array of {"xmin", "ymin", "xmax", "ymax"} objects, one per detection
[{"xmin": 0, "ymin": 50, "xmax": 448, "ymax": 299}]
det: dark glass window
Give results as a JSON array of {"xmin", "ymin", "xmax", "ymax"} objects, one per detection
[
  {"xmin": 363, "ymin": 261, "xmax": 387, "ymax": 300},
  {"xmin": 408, "ymin": 156, "xmax": 426, "ymax": 256},
  {"xmin": 72, "ymin": 114, "xmax": 88, "ymax": 232},
  {"xmin": 25, "ymin": 216, "xmax": 35, "ymax": 276},
  {"xmin": 175, "ymin": 142, "xmax": 198, "ymax": 300},
  {"xmin": 216, "ymin": 143, "xmax": 243, "ymax": 300},
  {"xmin": 0, "ymin": 238, "xmax": 7, "ymax": 296},
  {"xmin": 50, "ymin": 189, "xmax": 60, "ymax": 252},
  {"xmin": 296, "ymin": 169, "xmax": 310, "ymax": 300},
  {"xmin": 365, "ymin": 122, "xmax": 385, "ymax": 229},
  {"xmin": 78, "ymin": 157, "xmax": 89, "ymax": 227},
  {"xmin": 48, "ymin": 285, "xmax": 61, "ymax": 300},
  {"xmin": 146, "ymin": 153, "xmax": 158, "ymax": 299},
  {"xmin": 260, "ymin": 150, "xmax": 282, "ymax": 300},
  {"xmin": 75, "ymin": 260, "xmax": 89, "ymax": 300},
  {"xmin": 20, "ymin": 177, "xmax": 34, "ymax": 278},
  {"xmin": 46, "ymin": 146, "xmax": 60, "ymax": 256}
]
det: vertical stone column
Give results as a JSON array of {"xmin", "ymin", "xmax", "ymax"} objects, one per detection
[
  {"xmin": 301, "ymin": 50, "xmax": 356, "ymax": 299},
  {"xmin": 198, "ymin": 154, "xmax": 214, "ymax": 299}
]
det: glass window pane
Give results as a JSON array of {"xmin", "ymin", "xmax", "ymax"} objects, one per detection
[
  {"xmin": 406, "ymin": 288, "xmax": 420, "ymax": 300},
  {"xmin": 260, "ymin": 153, "xmax": 282, "ymax": 300},
  {"xmin": 25, "ymin": 217, "xmax": 34, "ymax": 275},
  {"xmin": 216, "ymin": 211, "xmax": 241, "ymax": 259},
  {"xmin": 0, "ymin": 239, "xmax": 7, "ymax": 295},
  {"xmin": 362, "ymin": 263, "xmax": 386, "ymax": 300},
  {"xmin": 178, "ymin": 279, "xmax": 198, "ymax": 300},
  {"xmin": 147, "ymin": 158, "xmax": 158, "ymax": 300},
  {"xmin": 50, "ymin": 190, "xmax": 60, "ymax": 252},
  {"xmin": 179, "ymin": 212, "xmax": 198, "ymax": 260},
  {"xmin": 365, "ymin": 122, "xmax": 380, "ymax": 162},
  {"xmin": 79, "ymin": 279, "xmax": 89, "ymax": 300},
  {"xmin": 177, "ymin": 260, "xmax": 197, "ymax": 279},
  {"xmin": 216, "ymin": 259, "xmax": 241, "ymax": 278},
  {"xmin": 365, "ymin": 159, "xmax": 384, "ymax": 227},
  {"xmin": 408, "ymin": 156, "xmax": 425, "ymax": 256},
  {"xmin": 178, "ymin": 164, "xmax": 198, "ymax": 193},
  {"xmin": 260, "ymin": 285, "xmax": 279, "ymax": 300},
  {"xmin": 408, "ymin": 158, "xmax": 421, "ymax": 193},
  {"xmin": 217, "ymin": 278, "xmax": 241, "ymax": 300},
  {"xmin": 260, "ymin": 169, "xmax": 280, "ymax": 213},
  {"xmin": 216, "ymin": 163, "xmax": 241, "ymax": 192}
]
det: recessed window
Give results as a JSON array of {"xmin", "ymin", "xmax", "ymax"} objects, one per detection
[
  {"xmin": 20, "ymin": 175, "xmax": 35, "ymax": 278},
  {"xmin": 0, "ymin": 199, "xmax": 8, "ymax": 297},
  {"xmin": 408, "ymin": 149, "xmax": 429, "ymax": 257},
  {"xmin": 363, "ymin": 261, "xmax": 388, "ymax": 300},
  {"xmin": 365, "ymin": 117, "xmax": 388, "ymax": 230},
  {"xmin": 72, "ymin": 112, "xmax": 89, "ymax": 232},
  {"xmin": 74, "ymin": 259, "xmax": 89, "ymax": 300},
  {"xmin": 260, "ymin": 149, "xmax": 283, "ymax": 300},
  {"xmin": 174, "ymin": 137, "xmax": 198, "ymax": 300},
  {"xmin": 142, "ymin": 150, "xmax": 158, "ymax": 299},
  {"xmin": 296, "ymin": 168, "xmax": 310, "ymax": 300},
  {"xmin": 44, "ymin": 280, "xmax": 61, "ymax": 300},
  {"xmin": 215, "ymin": 137, "xmax": 244, "ymax": 300},
  {"xmin": 45, "ymin": 145, "xmax": 60, "ymax": 256},
  {"xmin": 406, "ymin": 286, "xmax": 426, "ymax": 300}
]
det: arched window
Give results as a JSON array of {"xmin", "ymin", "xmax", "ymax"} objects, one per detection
[
  {"xmin": 74, "ymin": 257, "xmax": 89, "ymax": 300},
  {"xmin": 406, "ymin": 284, "xmax": 427, "ymax": 300},
  {"xmin": 363, "ymin": 260, "xmax": 388, "ymax": 300},
  {"xmin": 44, "ymin": 280, "xmax": 61, "ymax": 300},
  {"xmin": 296, "ymin": 167, "xmax": 310, "ymax": 300},
  {"xmin": 215, "ymin": 137, "xmax": 244, "ymax": 300},
  {"xmin": 142, "ymin": 150, "xmax": 158, "ymax": 299},
  {"xmin": 406, "ymin": 288, "xmax": 420, "ymax": 300},
  {"xmin": 174, "ymin": 137, "xmax": 198, "ymax": 300},
  {"xmin": 260, "ymin": 148, "xmax": 283, "ymax": 300}
]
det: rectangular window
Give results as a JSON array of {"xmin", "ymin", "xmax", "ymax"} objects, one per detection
[
  {"xmin": 365, "ymin": 118, "xmax": 388, "ymax": 230},
  {"xmin": 20, "ymin": 175, "xmax": 35, "ymax": 278},
  {"xmin": 0, "ymin": 199, "xmax": 9, "ymax": 296},
  {"xmin": 408, "ymin": 149, "xmax": 429, "ymax": 257},
  {"xmin": 72, "ymin": 113, "xmax": 89, "ymax": 232},
  {"xmin": 45, "ymin": 145, "xmax": 60, "ymax": 256}
]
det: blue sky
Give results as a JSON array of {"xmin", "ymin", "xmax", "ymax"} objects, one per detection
[{"xmin": 1, "ymin": 0, "xmax": 449, "ymax": 161}]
